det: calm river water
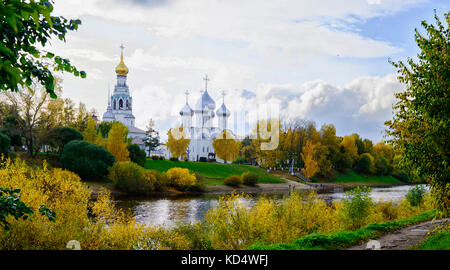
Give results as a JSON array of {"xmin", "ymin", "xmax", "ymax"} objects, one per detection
[{"xmin": 114, "ymin": 184, "xmax": 427, "ymax": 228}]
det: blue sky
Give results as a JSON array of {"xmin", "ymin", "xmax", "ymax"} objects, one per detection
[{"xmin": 49, "ymin": 0, "xmax": 448, "ymax": 142}]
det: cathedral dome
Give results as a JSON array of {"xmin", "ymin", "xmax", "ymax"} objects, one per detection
[
  {"xmin": 115, "ymin": 51, "xmax": 129, "ymax": 76},
  {"xmin": 195, "ymin": 90, "xmax": 216, "ymax": 111},
  {"xmin": 180, "ymin": 103, "xmax": 194, "ymax": 116},
  {"xmin": 216, "ymin": 103, "xmax": 230, "ymax": 117}
]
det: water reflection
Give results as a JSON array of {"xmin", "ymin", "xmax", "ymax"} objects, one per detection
[{"xmin": 114, "ymin": 184, "xmax": 426, "ymax": 228}]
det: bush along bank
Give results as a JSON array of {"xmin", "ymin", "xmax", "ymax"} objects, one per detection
[{"xmin": 248, "ymin": 210, "xmax": 437, "ymax": 250}]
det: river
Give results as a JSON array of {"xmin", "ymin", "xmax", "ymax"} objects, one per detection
[{"xmin": 114, "ymin": 184, "xmax": 427, "ymax": 228}]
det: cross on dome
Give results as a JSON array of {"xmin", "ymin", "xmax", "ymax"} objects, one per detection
[
  {"xmin": 184, "ymin": 90, "xmax": 190, "ymax": 104},
  {"xmin": 221, "ymin": 90, "xmax": 226, "ymax": 103},
  {"xmin": 203, "ymin": 74, "xmax": 209, "ymax": 91}
]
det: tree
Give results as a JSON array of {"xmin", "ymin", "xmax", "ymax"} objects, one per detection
[
  {"xmin": 239, "ymin": 136, "xmax": 256, "ymax": 164},
  {"xmin": 301, "ymin": 140, "xmax": 319, "ymax": 179},
  {"xmin": 362, "ymin": 139, "xmax": 374, "ymax": 154},
  {"xmin": 0, "ymin": 133, "xmax": 11, "ymax": 158},
  {"xmin": 127, "ymin": 144, "xmax": 146, "ymax": 167},
  {"xmin": 352, "ymin": 133, "xmax": 365, "ymax": 155},
  {"xmin": 143, "ymin": 118, "xmax": 160, "ymax": 157},
  {"xmin": 385, "ymin": 12, "xmax": 449, "ymax": 212},
  {"xmin": 82, "ymin": 116, "xmax": 99, "ymax": 144},
  {"xmin": 166, "ymin": 126, "xmax": 190, "ymax": 160},
  {"xmin": 374, "ymin": 154, "xmax": 391, "ymax": 176},
  {"xmin": 0, "ymin": 0, "xmax": 85, "ymax": 96},
  {"xmin": 0, "ymin": 115, "xmax": 23, "ymax": 150},
  {"xmin": 357, "ymin": 153, "xmax": 375, "ymax": 174},
  {"xmin": 373, "ymin": 142, "xmax": 394, "ymax": 163},
  {"xmin": 213, "ymin": 130, "xmax": 242, "ymax": 163},
  {"xmin": 105, "ymin": 122, "xmax": 130, "ymax": 162},
  {"xmin": 340, "ymin": 136, "xmax": 358, "ymax": 164},
  {"xmin": 2, "ymin": 82, "xmax": 50, "ymax": 157},
  {"xmin": 51, "ymin": 126, "xmax": 83, "ymax": 156},
  {"xmin": 252, "ymin": 118, "xmax": 282, "ymax": 168},
  {"xmin": 97, "ymin": 121, "xmax": 112, "ymax": 138},
  {"xmin": 334, "ymin": 151, "xmax": 353, "ymax": 172}
]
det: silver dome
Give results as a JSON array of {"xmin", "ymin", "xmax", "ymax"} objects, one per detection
[
  {"xmin": 216, "ymin": 103, "xmax": 230, "ymax": 117},
  {"xmin": 180, "ymin": 103, "xmax": 194, "ymax": 116},
  {"xmin": 195, "ymin": 90, "xmax": 216, "ymax": 111}
]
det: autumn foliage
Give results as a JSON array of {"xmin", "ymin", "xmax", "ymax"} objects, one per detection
[
  {"xmin": 106, "ymin": 122, "xmax": 130, "ymax": 162},
  {"xmin": 301, "ymin": 140, "xmax": 319, "ymax": 179},
  {"xmin": 213, "ymin": 130, "xmax": 241, "ymax": 163},
  {"xmin": 166, "ymin": 126, "xmax": 190, "ymax": 159}
]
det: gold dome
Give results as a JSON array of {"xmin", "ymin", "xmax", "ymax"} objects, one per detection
[{"xmin": 115, "ymin": 51, "xmax": 129, "ymax": 76}]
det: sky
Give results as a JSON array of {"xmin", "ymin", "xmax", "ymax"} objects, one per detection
[{"xmin": 47, "ymin": 0, "xmax": 449, "ymax": 142}]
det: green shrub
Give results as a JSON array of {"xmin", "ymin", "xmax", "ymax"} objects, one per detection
[
  {"xmin": 341, "ymin": 187, "xmax": 374, "ymax": 230},
  {"xmin": 406, "ymin": 185, "xmax": 427, "ymax": 207},
  {"xmin": 199, "ymin": 157, "xmax": 207, "ymax": 162},
  {"xmin": 0, "ymin": 133, "xmax": 11, "ymax": 158},
  {"xmin": 173, "ymin": 223, "xmax": 213, "ymax": 250},
  {"xmin": 151, "ymin": 155, "xmax": 163, "ymax": 160},
  {"xmin": 109, "ymin": 161, "xmax": 158, "ymax": 194},
  {"xmin": 127, "ymin": 144, "xmax": 146, "ymax": 167},
  {"xmin": 242, "ymin": 172, "xmax": 258, "ymax": 186},
  {"xmin": 224, "ymin": 175, "xmax": 243, "ymax": 187},
  {"xmin": 233, "ymin": 157, "xmax": 248, "ymax": 164},
  {"xmin": 169, "ymin": 157, "xmax": 179, "ymax": 161},
  {"xmin": 61, "ymin": 140, "xmax": 115, "ymax": 180},
  {"xmin": 51, "ymin": 127, "xmax": 83, "ymax": 154},
  {"xmin": 356, "ymin": 153, "xmax": 374, "ymax": 174}
]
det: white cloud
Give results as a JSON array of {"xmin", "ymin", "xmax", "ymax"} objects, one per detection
[
  {"xmin": 47, "ymin": 0, "xmax": 424, "ymax": 143},
  {"xmin": 52, "ymin": 0, "xmax": 424, "ymax": 59}
]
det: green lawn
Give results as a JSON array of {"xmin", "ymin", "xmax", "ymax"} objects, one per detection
[
  {"xmin": 331, "ymin": 170, "xmax": 403, "ymax": 185},
  {"xmin": 144, "ymin": 159, "xmax": 285, "ymax": 184}
]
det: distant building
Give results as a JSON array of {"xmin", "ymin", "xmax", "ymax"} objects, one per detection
[
  {"xmin": 102, "ymin": 45, "xmax": 146, "ymax": 148},
  {"xmin": 179, "ymin": 75, "xmax": 232, "ymax": 162}
]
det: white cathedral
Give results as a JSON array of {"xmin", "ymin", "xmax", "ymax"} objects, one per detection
[
  {"xmin": 179, "ymin": 75, "xmax": 232, "ymax": 162},
  {"xmin": 102, "ymin": 45, "xmax": 146, "ymax": 148},
  {"xmin": 102, "ymin": 45, "xmax": 233, "ymax": 161}
]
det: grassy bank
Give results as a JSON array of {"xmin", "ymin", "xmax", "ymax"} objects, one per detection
[
  {"xmin": 144, "ymin": 159, "xmax": 285, "ymax": 184},
  {"xmin": 248, "ymin": 210, "xmax": 437, "ymax": 250},
  {"xmin": 413, "ymin": 229, "xmax": 450, "ymax": 250},
  {"xmin": 313, "ymin": 169, "xmax": 403, "ymax": 185}
]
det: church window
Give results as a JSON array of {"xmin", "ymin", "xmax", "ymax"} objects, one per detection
[
  {"xmin": 126, "ymin": 99, "xmax": 129, "ymax": 109},
  {"xmin": 119, "ymin": 99, "xmax": 123, "ymax": 109},
  {"xmin": 113, "ymin": 99, "xmax": 116, "ymax": 110}
]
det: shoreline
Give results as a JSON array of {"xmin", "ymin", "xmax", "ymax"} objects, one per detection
[{"xmin": 87, "ymin": 179, "xmax": 418, "ymax": 200}]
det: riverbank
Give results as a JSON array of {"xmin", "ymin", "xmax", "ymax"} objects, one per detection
[
  {"xmin": 249, "ymin": 210, "xmax": 439, "ymax": 250},
  {"xmin": 86, "ymin": 174, "xmax": 416, "ymax": 199},
  {"xmin": 347, "ymin": 218, "xmax": 449, "ymax": 250},
  {"xmin": 87, "ymin": 177, "xmax": 314, "ymax": 199}
]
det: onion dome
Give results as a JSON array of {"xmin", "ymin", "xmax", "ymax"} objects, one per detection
[
  {"xmin": 115, "ymin": 45, "xmax": 129, "ymax": 76},
  {"xmin": 195, "ymin": 90, "xmax": 216, "ymax": 111},
  {"xmin": 180, "ymin": 103, "xmax": 194, "ymax": 116},
  {"xmin": 216, "ymin": 103, "xmax": 230, "ymax": 117}
]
